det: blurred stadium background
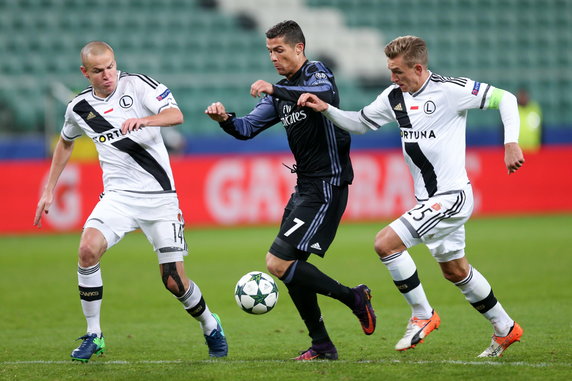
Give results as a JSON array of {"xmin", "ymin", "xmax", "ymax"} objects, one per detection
[
  {"xmin": 1, "ymin": 0, "xmax": 571, "ymax": 159},
  {"xmin": 1, "ymin": 0, "xmax": 572, "ymax": 234},
  {"xmin": 2, "ymin": 3, "xmax": 571, "ymax": 376}
]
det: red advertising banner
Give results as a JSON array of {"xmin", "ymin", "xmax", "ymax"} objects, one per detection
[{"xmin": 1, "ymin": 147, "xmax": 571, "ymax": 234}]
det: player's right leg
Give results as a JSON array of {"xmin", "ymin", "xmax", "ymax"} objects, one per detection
[
  {"xmin": 266, "ymin": 252, "xmax": 336, "ymax": 360},
  {"xmin": 375, "ymin": 225, "xmax": 438, "ymax": 351},
  {"xmin": 71, "ymin": 193, "xmax": 131, "ymax": 362},
  {"xmin": 71, "ymin": 227, "xmax": 108, "ymax": 362}
]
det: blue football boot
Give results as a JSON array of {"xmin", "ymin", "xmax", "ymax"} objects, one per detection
[
  {"xmin": 204, "ymin": 313, "xmax": 228, "ymax": 357},
  {"xmin": 70, "ymin": 333, "xmax": 105, "ymax": 362}
]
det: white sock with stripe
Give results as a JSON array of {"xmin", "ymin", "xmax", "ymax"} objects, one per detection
[
  {"xmin": 78, "ymin": 263, "xmax": 103, "ymax": 335},
  {"xmin": 382, "ymin": 251, "xmax": 433, "ymax": 319},
  {"xmin": 177, "ymin": 281, "xmax": 217, "ymax": 335},
  {"xmin": 454, "ymin": 266, "xmax": 514, "ymax": 336}
]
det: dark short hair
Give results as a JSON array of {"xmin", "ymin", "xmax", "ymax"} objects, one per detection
[{"xmin": 265, "ymin": 20, "xmax": 305, "ymax": 47}]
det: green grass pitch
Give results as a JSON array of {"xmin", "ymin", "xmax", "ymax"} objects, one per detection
[{"xmin": 1, "ymin": 215, "xmax": 571, "ymax": 380}]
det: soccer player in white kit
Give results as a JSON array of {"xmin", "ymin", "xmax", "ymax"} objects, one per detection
[
  {"xmin": 298, "ymin": 36, "xmax": 525, "ymax": 357},
  {"xmin": 33, "ymin": 41, "xmax": 228, "ymax": 361}
]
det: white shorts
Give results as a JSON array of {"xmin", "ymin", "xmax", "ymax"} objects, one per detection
[
  {"xmin": 389, "ymin": 184, "xmax": 474, "ymax": 263},
  {"xmin": 84, "ymin": 191, "xmax": 188, "ymax": 264}
]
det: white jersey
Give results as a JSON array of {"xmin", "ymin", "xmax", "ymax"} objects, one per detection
[
  {"xmin": 359, "ymin": 72, "xmax": 496, "ymax": 200},
  {"xmin": 62, "ymin": 71, "xmax": 179, "ymax": 193}
]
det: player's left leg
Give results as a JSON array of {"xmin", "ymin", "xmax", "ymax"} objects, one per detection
[
  {"xmin": 141, "ymin": 196, "xmax": 227, "ymax": 357},
  {"xmin": 439, "ymin": 256, "xmax": 522, "ymax": 357},
  {"xmin": 159, "ymin": 261, "xmax": 228, "ymax": 357}
]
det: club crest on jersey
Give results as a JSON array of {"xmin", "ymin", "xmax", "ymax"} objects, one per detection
[
  {"xmin": 119, "ymin": 95, "xmax": 133, "ymax": 109},
  {"xmin": 424, "ymin": 101, "xmax": 436, "ymax": 114}
]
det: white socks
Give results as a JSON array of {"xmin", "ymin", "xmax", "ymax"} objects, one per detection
[
  {"xmin": 382, "ymin": 251, "xmax": 433, "ymax": 320},
  {"xmin": 78, "ymin": 263, "xmax": 103, "ymax": 335},
  {"xmin": 455, "ymin": 266, "xmax": 514, "ymax": 336},
  {"xmin": 177, "ymin": 281, "xmax": 217, "ymax": 335}
]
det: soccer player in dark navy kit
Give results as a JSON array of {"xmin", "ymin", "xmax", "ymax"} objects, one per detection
[{"xmin": 206, "ymin": 20, "xmax": 376, "ymax": 360}]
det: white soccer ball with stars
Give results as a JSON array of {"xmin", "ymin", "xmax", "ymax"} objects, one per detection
[{"xmin": 234, "ymin": 271, "xmax": 279, "ymax": 314}]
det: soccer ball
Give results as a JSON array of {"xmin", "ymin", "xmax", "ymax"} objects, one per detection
[{"xmin": 234, "ymin": 271, "xmax": 279, "ymax": 314}]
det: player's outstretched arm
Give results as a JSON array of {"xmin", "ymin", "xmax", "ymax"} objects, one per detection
[
  {"xmin": 121, "ymin": 107, "xmax": 183, "ymax": 134},
  {"xmin": 205, "ymin": 102, "xmax": 230, "ymax": 122},
  {"xmin": 250, "ymin": 80, "xmax": 273, "ymax": 98},
  {"xmin": 504, "ymin": 142, "xmax": 525, "ymax": 174},
  {"xmin": 299, "ymin": 93, "xmax": 369, "ymax": 134},
  {"xmin": 298, "ymin": 93, "xmax": 329, "ymax": 112},
  {"xmin": 34, "ymin": 137, "xmax": 74, "ymax": 227}
]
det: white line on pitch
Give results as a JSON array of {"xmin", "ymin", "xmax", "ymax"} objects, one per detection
[{"xmin": 1, "ymin": 359, "xmax": 571, "ymax": 368}]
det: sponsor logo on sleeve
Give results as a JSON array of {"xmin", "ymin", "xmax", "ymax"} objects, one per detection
[
  {"xmin": 472, "ymin": 81, "xmax": 481, "ymax": 95},
  {"xmin": 156, "ymin": 88, "xmax": 171, "ymax": 101}
]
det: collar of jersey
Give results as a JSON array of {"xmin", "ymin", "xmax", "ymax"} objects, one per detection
[
  {"xmin": 410, "ymin": 70, "xmax": 432, "ymax": 98},
  {"xmin": 91, "ymin": 70, "xmax": 121, "ymax": 102},
  {"xmin": 284, "ymin": 60, "xmax": 309, "ymax": 83}
]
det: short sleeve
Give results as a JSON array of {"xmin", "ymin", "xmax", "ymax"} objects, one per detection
[
  {"xmin": 449, "ymin": 78, "xmax": 495, "ymax": 112},
  {"xmin": 140, "ymin": 78, "xmax": 179, "ymax": 115},
  {"xmin": 61, "ymin": 105, "xmax": 83, "ymax": 141}
]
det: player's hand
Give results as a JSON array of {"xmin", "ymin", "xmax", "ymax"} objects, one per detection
[
  {"xmin": 33, "ymin": 191, "xmax": 54, "ymax": 228},
  {"xmin": 250, "ymin": 80, "xmax": 273, "ymax": 98},
  {"xmin": 297, "ymin": 93, "xmax": 328, "ymax": 112},
  {"xmin": 121, "ymin": 118, "xmax": 147, "ymax": 134},
  {"xmin": 504, "ymin": 142, "xmax": 525, "ymax": 174},
  {"xmin": 205, "ymin": 102, "xmax": 229, "ymax": 122}
]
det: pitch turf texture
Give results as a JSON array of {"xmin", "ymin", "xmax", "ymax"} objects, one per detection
[{"xmin": 1, "ymin": 215, "xmax": 571, "ymax": 381}]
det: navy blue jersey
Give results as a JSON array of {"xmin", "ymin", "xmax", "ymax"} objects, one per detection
[{"xmin": 219, "ymin": 60, "xmax": 353, "ymax": 186}]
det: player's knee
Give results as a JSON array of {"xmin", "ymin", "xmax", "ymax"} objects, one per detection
[
  {"xmin": 375, "ymin": 227, "xmax": 406, "ymax": 259},
  {"xmin": 266, "ymin": 254, "xmax": 287, "ymax": 278},
  {"xmin": 78, "ymin": 240, "xmax": 103, "ymax": 267},
  {"xmin": 441, "ymin": 265, "xmax": 469, "ymax": 283},
  {"xmin": 374, "ymin": 230, "xmax": 392, "ymax": 258},
  {"xmin": 266, "ymin": 261, "xmax": 283, "ymax": 278}
]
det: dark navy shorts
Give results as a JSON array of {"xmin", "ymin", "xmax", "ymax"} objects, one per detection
[{"xmin": 269, "ymin": 178, "xmax": 348, "ymax": 261}]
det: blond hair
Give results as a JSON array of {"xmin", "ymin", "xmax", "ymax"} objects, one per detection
[
  {"xmin": 384, "ymin": 36, "xmax": 428, "ymax": 67},
  {"xmin": 80, "ymin": 41, "xmax": 114, "ymax": 67}
]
